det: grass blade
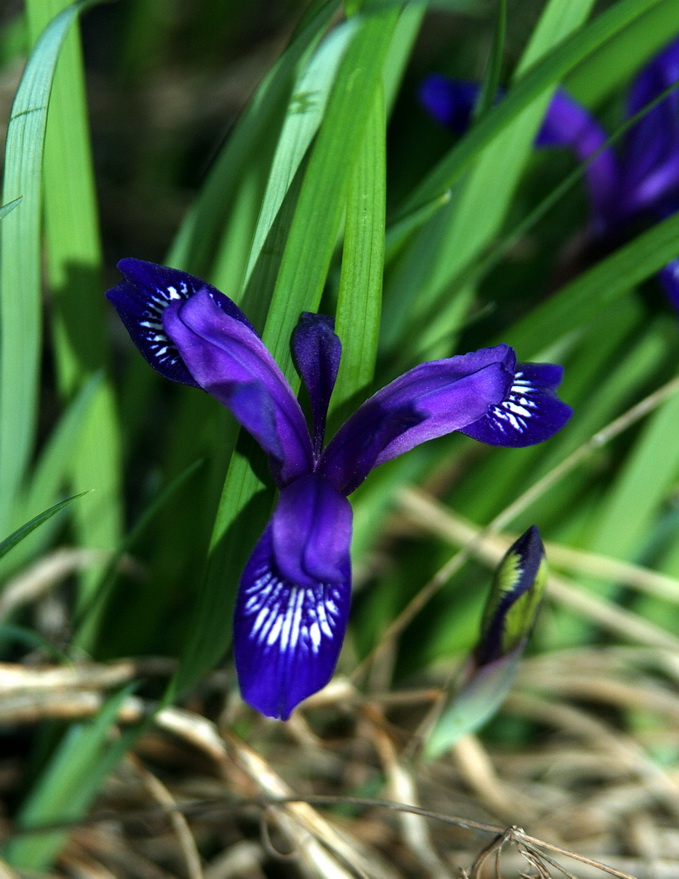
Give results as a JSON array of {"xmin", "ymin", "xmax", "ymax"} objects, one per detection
[
  {"xmin": 0, "ymin": 492, "xmax": 89, "ymax": 563},
  {"xmin": 242, "ymin": 18, "xmax": 359, "ymax": 292},
  {"xmin": 167, "ymin": 0, "xmax": 342, "ymax": 277},
  {"xmin": 506, "ymin": 209, "xmax": 679, "ymax": 357},
  {"xmin": 25, "ymin": 0, "xmax": 123, "ymax": 606},
  {"xmin": 4, "ymin": 686, "xmax": 136, "ymax": 869},
  {"xmin": 0, "ymin": 0, "xmax": 88, "ymax": 534},
  {"xmin": 383, "ymin": 0, "xmax": 597, "ymax": 353},
  {"xmin": 332, "ymin": 86, "xmax": 386, "ymax": 414}
]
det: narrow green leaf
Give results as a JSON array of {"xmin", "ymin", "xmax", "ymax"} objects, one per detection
[
  {"xmin": 25, "ymin": 0, "xmax": 122, "ymax": 610},
  {"xmin": 566, "ymin": 0, "xmax": 679, "ymax": 105},
  {"xmin": 168, "ymin": 445, "xmax": 270, "ymax": 701},
  {"xmin": 5, "ymin": 685, "xmax": 135, "ymax": 869},
  {"xmin": 263, "ymin": 2, "xmax": 401, "ymax": 371},
  {"xmin": 589, "ymin": 389, "xmax": 679, "ymax": 564},
  {"xmin": 384, "ymin": 0, "xmax": 596, "ymax": 353},
  {"xmin": 242, "ymin": 18, "xmax": 359, "ymax": 291},
  {"xmin": 167, "ymin": 0, "xmax": 342, "ymax": 276},
  {"xmin": 0, "ymin": 492, "xmax": 89, "ymax": 563},
  {"xmin": 332, "ymin": 86, "xmax": 386, "ymax": 414},
  {"xmin": 475, "ymin": 0, "xmax": 506, "ymax": 120},
  {"xmin": 0, "ymin": 196, "xmax": 22, "ymax": 220},
  {"xmin": 0, "ymin": 0, "xmax": 87, "ymax": 534},
  {"xmin": 506, "ymin": 209, "xmax": 679, "ymax": 357},
  {"xmin": 381, "ymin": 3, "xmax": 426, "ymax": 114}
]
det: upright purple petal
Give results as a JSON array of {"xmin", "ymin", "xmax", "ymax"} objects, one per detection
[
  {"xmin": 291, "ymin": 313, "xmax": 342, "ymax": 457},
  {"xmin": 419, "ymin": 75, "xmax": 483, "ymax": 133},
  {"xmin": 536, "ymin": 89, "xmax": 619, "ymax": 231},
  {"xmin": 320, "ymin": 346, "xmax": 515, "ymax": 496},
  {"xmin": 461, "ymin": 362, "xmax": 572, "ymax": 447},
  {"xmin": 163, "ymin": 291, "xmax": 313, "ymax": 486},
  {"xmin": 622, "ymin": 39, "xmax": 679, "ymax": 219},
  {"xmin": 106, "ymin": 258, "xmax": 253, "ymax": 385},
  {"xmin": 234, "ymin": 475, "xmax": 352, "ymax": 720}
]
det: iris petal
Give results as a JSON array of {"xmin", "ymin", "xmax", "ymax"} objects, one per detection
[
  {"xmin": 419, "ymin": 75, "xmax": 482, "ymax": 133},
  {"xmin": 321, "ymin": 346, "xmax": 514, "ymax": 495},
  {"xmin": 622, "ymin": 39, "xmax": 679, "ymax": 218},
  {"xmin": 234, "ymin": 479, "xmax": 352, "ymax": 720},
  {"xmin": 461, "ymin": 362, "xmax": 572, "ymax": 447},
  {"xmin": 291, "ymin": 313, "xmax": 342, "ymax": 456},
  {"xmin": 163, "ymin": 291, "xmax": 313, "ymax": 486},
  {"xmin": 105, "ymin": 258, "xmax": 252, "ymax": 385},
  {"xmin": 659, "ymin": 257, "xmax": 679, "ymax": 311}
]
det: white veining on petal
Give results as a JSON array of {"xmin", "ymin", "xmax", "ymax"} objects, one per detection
[
  {"xmin": 240, "ymin": 562, "xmax": 343, "ymax": 657},
  {"xmin": 134, "ymin": 278, "xmax": 214, "ymax": 371},
  {"xmin": 484, "ymin": 371, "xmax": 541, "ymax": 437}
]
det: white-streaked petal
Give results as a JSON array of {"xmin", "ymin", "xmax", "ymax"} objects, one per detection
[{"xmin": 234, "ymin": 523, "xmax": 351, "ymax": 720}]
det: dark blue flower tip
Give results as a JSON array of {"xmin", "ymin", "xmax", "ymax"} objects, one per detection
[
  {"xmin": 659, "ymin": 257, "xmax": 679, "ymax": 311},
  {"xmin": 461, "ymin": 362, "xmax": 572, "ymax": 447},
  {"xmin": 234, "ymin": 497, "xmax": 352, "ymax": 720},
  {"xmin": 419, "ymin": 74, "xmax": 483, "ymax": 133},
  {"xmin": 106, "ymin": 258, "xmax": 253, "ymax": 385},
  {"xmin": 475, "ymin": 526, "xmax": 547, "ymax": 666},
  {"xmin": 291, "ymin": 313, "xmax": 342, "ymax": 456}
]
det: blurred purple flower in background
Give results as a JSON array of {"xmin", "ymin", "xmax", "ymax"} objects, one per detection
[
  {"xmin": 107, "ymin": 259, "xmax": 572, "ymax": 719},
  {"xmin": 420, "ymin": 38, "xmax": 679, "ymax": 307}
]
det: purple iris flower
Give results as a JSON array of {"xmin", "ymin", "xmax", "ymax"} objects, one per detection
[
  {"xmin": 420, "ymin": 37, "xmax": 679, "ymax": 307},
  {"xmin": 107, "ymin": 258, "xmax": 572, "ymax": 719}
]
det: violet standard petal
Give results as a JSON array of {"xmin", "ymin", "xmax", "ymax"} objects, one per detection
[
  {"xmin": 234, "ymin": 481, "xmax": 352, "ymax": 719},
  {"xmin": 106, "ymin": 258, "xmax": 253, "ymax": 385},
  {"xmin": 291, "ymin": 313, "xmax": 342, "ymax": 457},
  {"xmin": 163, "ymin": 291, "xmax": 313, "ymax": 486}
]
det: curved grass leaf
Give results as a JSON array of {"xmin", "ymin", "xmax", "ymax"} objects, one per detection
[
  {"xmin": 25, "ymin": 0, "xmax": 122, "ymax": 604},
  {"xmin": 0, "ymin": 0, "xmax": 88, "ymax": 535},
  {"xmin": 242, "ymin": 18, "xmax": 359, "ymax": 291},
  {"xmin": 0, "ymin": 196, "xmax": 22, "ymax": 220},
  {"xmin": 383, "ymin": 0, "xmax": 597, "ymax": 353},
  {"xmin": 4, "ymin": 684, "xmax": 136, "ymax": 869},
  {"xmin": 167, "ymin": 0, "xmax": 343, "ymax": 277},
  {"xmin": 506, "ymin": 209, "xmax": 679, "ymax": 357},
  {"xmin": 0, "ymin": 492, "xmax": 89, "ymax": 564},
  {"xmin": 332, "ymin": 86, "xmax": 386, "ymax": 414}
]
